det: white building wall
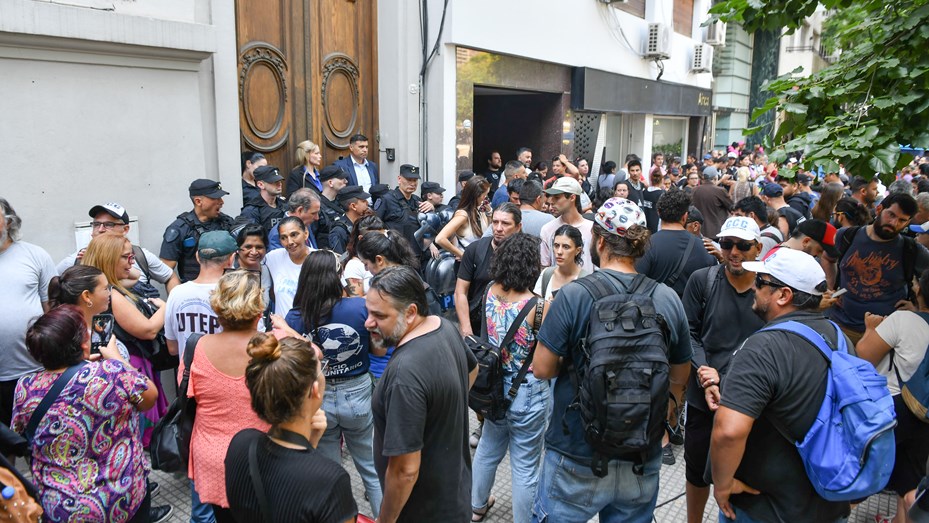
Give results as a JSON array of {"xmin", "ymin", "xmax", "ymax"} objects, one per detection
[
  {"xmin": 379, "ymin": 0, "xmax": 714, "ymax": 191},
  {"xmin": 0, "ymin": 0, "xmax": 239, "ymax": 263}
]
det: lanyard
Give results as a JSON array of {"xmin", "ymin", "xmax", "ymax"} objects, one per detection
[{"xmin": 269, "ymin": 428, "xmax": 311, "ymax": 449}]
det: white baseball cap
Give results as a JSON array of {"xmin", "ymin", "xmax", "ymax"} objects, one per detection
[
  {"xmin": 544, "ymin": 177, "xmax": 584, "ymax": 196},
  {"xmin": 717, "ymin": 216, "xmax": 761, "ymax": 242},
  {"xmin": 743, "ymin": 248, "xmax": 826, "ymax": 295}
]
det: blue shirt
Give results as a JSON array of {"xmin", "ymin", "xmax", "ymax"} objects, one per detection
[
  {"xmin": 490, "ymin": 184, "xmax": 509, "ymax": 209},
  {"xmin": 368, "ymin": 347, "xmax": 394, "ymax": 379},
  {"xmin": 285, "ymin": 298, "xmax": 371, "ymax": 378},
  {"xmin": 536, "ymin": 270, "xmax": 692, "ymax": 466}
]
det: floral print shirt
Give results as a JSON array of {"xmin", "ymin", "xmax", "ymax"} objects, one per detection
[
  {"xmin": 12, "ymin": 360, "xmax": 148, "ymax": 522},
  {"xmin": 484, "ymin": 290, "xmax": 537, "ymax": 374}
]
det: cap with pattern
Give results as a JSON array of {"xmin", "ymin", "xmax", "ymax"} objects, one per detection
[
  {"xmin": 594, "ymin": 198, "xmax": 646, "ymax": 237},
  {"xmin": 88, "ymin": 202, "xmax": 129, "ymax": 224}
]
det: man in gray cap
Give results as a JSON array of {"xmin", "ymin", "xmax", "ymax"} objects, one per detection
[
  {"xmin": 375, "ymin": 164, "xmax": 433, "ymax": 266},
  {"xmin": 160, "ymin": 179, "xmax": 236, "ymax": 282}
]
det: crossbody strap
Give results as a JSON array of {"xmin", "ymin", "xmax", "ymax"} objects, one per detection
[
  {"xmin": 178, "ymin": 333, "xmax": 204, "ymax": 400},
  {"xmin": 25, "ymin": 361, "xmax": 87, "ymax": 445},
  {"xmin": 248, "ymin": 438, "xmax": 273, "ymax": 523},
  {"xmin": 665, "ymin": 234, "xmax": 697, "ymax": 287},
  {"xmin": 506, "ymin": 298, "xmax": 542, "ymax": 399}
]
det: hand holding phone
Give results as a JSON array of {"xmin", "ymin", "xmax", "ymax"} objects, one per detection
[
  {"xmin": 831, "ymin": 288, "xmax": 847, "ymax": 298},
  {"xmin": 90, "ymin": 314, "xmax": 115, "ymax": 355}
]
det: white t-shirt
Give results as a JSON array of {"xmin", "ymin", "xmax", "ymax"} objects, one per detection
[
  {"xmin": 163, "ymin": 281, "xmax": 222, "ymax": 357},
  {"xmin": 0, "ymin": 241, "xmax": 57, "ymax": 380},
  {"xmin": 874, "ymin": 310, "xmax": 929, "ymax": 395},
  {"xmin": 533, "ymin": 267, "xmax": 591, "ymax": 300},
  {"xmin": 342, "ymin": 257, "xmax": 372, "ymax": 294},
  {"xmin": 265, "ymin": 248, "xmax": 307, "ymax": 316},
  {"xmin": 539, "ymin": 216, "xmax": 594, "ymax": 270}
]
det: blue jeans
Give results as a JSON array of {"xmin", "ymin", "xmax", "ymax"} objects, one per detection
[
  {"xmin": 719, "ymin": 507, "xmax": 847, "ymax": 523},
  {"xmin": 190, "ymin": 480, "xmax": 215, "ymax": 523},
  {"xmin": 472, "ymin": 374, "xmax": 551, "ymax": 523},
  {"xmin": 316, "ymin": 373, "xmax": 383, "ymax": 518},
  {"xmin": 531, "ymin": 448, "xmax": 661, "ymax": 523}
]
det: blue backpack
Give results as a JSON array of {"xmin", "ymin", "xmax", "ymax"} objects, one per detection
[{"xmin": 760, "ymin": 320, "xmax": 896, "ymax": 502}]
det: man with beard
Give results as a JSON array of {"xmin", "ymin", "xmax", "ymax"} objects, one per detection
[
  {"xmin": 365, "ymin": 266, "xmax": 477, "ymax": 523},
  {"xmin": 826, "ymin": 192, "xmax": 927, "ymax": 345},
  {"xmin": 681, "ymin": 216, "xmax": 766, "ymax": 522},
  {"xmin": 711, "ymin": 248, "xmax": 851, "ymax": 523},
  {"xmin": 539, "ymin": 178, "xmax": 594, "ymax": 269},
  {"xmin": 484, "ymin": 150, "xmax": 504, "ymax": 193},
  {"xmin": 778, "ymin": 174, "xmax": 813, "ymax": 220},
  {"xmin": 850, "ymin": 175, "xmax": 880, "ymax": 215},
  {"xmin": 764, "ymin": 219, "xmax": 839, "ymax": 260}
]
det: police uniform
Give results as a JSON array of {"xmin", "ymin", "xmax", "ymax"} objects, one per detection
[
  {"xmin": 375, "ymin": 164, "xmax": 426, "ymax": 263},
  {"xmin": 239, "ymin": 166, "xmax": 288, "ymax": 234},
  {"xmin": 160, "ymin": 179, "xmax": 236, "ymax": 283},
  {"xmin": 329, "ymin": 185, "xmax": 371, "ymax": 254},
  {"xmin": 315, "ymin": 165, "xmax": 350, "ymax": 250}
]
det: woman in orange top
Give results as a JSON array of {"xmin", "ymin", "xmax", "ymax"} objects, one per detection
[{"xmin": 183, "ymin": 270, "xmax": 271, "ymax": 521}]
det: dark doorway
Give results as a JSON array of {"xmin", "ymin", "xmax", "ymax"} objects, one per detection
[{"xmin": 472, "ymin": 86, "xmax": 566, "ymax": 174}]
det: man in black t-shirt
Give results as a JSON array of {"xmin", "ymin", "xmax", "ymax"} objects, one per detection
[
  {"xmin": 366, "ymin": 267, "xmax": 478, "ymax": 523},
  {"xmin": 711, "ymin": 248, "xmax": 851, "ymax": 523},
  {"xmin": 681, "ymin": 216, "xmax": 765, "ymax": 522},
  {"xmin": 453, "ymin": 203, "xmax": 522, "ymax": 336},
  {"xmin": 761, "ymin": 182, "xmax": 805, "ymax": 238},
  {"xmin": 637, "ymin": 190, "xmax": 717, "ymax": 298}
]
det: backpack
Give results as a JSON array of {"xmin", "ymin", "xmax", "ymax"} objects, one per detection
[
  {"xmin": 150, "ymin": 333, "xmax": 202, "ymax": 472},
  {"xmin": 836, "ymin": 225, "xmax": 917, "ymax": 301},
  {"xmin": 466, "ymin": 293, "xmax": 542, "ymax": 421},
  {"xmin": 568, "ymin": 272, "xmax": 671, "ymax": 477},
  {"xmin": 759, "ymin": 320, "xmax": 896, "ymax": 501},
  {"xmin": 891, "ymin": 311, "xmax": 929, "ymax": 423}
]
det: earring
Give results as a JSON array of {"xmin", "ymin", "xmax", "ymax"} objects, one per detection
[{"xmin": 87, "ymin": 301, "xmax": 93, "ymax": 308}]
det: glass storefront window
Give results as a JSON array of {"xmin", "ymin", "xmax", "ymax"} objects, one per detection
[{"xmin": 652, "ymin": 117, "xmax": 688, "ymax": 159}]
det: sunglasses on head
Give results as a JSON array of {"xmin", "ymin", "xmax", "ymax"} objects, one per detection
[{"xmin": 719, "ymin": 239, "xmax": 754, "ymax": 252}]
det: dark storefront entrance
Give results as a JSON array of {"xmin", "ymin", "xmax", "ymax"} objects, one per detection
[{"xmin": 472, "ymin": 86, "xmax": 563, "ymax": 172}]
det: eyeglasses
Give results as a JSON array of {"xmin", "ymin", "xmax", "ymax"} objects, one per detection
[
  {"xmin": 92, "ymin": 221, "xmax": 124, "ymax": 230},
  {"xmin": 719, "ymin": 239, "xmax": 755, "ymax": 252},
  {"xmin": 120, "ymin": 253, "xmax": 136, "ymax": 264},
  {"xmin": 755, "ymin": 275, "xmax": 787, "ymax": 289}
]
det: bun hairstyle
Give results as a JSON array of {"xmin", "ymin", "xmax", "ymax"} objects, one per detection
[
  {"xmin": 48, "ymin": 265, "xmax": 104, "ymax": 309},
  {"xmin": 245, "ymin": 333, "xmax": 320, "ymax": 426},
  {"xmin": 593, "ymin": 222, "xmax": 650, "ymax": 260}
]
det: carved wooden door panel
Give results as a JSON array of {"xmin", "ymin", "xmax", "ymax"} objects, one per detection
[{"xmin": 236, "ymin": 0, "xmax": 378, "ymax": 177}]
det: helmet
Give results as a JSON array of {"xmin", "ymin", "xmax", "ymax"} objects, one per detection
[{"xmin": 424, "ymin": 251, "xmax": 458, "ymax": 297}]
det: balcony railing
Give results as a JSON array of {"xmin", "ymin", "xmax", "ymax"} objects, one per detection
[{"xmin": 785, "ymin": 45, "xmax": 837, "ymax": 63}]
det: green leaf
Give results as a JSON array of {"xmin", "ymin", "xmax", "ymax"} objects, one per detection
[
  {"xmin": 784, "ymin": 102, "xmax": 809, "ymax": 114},
  {"xmin": 868, "ymin": 143, "xmax": 900, "ymax": 174},
  {"xmin": 768, "ymin": 149, "xmax": 788, "ymax": 164}
]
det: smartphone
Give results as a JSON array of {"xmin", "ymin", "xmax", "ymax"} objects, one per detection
[
  {"xmin": 90, "ymin": 314, "xmax": 115, "ymax": 355},
  {"xmin": 831, "ymin": 288, "xmax": 847, "ymax": 298}
]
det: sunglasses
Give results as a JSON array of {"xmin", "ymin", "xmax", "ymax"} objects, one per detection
[
  {"xmin": 719, "ymin": 239, "xmax": 755, "ymax": 252},
  {"xmin": 755, "ymin": 275, "xmax": 787, "ymax": 289}
]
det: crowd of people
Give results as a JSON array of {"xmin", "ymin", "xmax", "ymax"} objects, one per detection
[{"xmin": 3, "ymin": 135, "xmax": 929, "ymax": 523}]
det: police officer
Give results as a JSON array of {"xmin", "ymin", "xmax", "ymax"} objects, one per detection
[
  {"xmin": 239, "ymin": 165, "xmax": 288, "ymax": 235},
  {"xmin": 375, "ymin": 164, "xmax": 434, "ymax": 266},
  {"xmin": 330, "ymin": 185, "xmax": 371, "ymax": 254},
  {"xmin": 421, "ymin": 181, "xmax": 447, "ymax": 214},
  {"xmin": 447, "ymin": 171, "xmax": 474, "ymax": 212},
  {"xmin": 316, "ymin": 165, "xmax": 349, "ymax": 250},
  {"xmin": 160, "ymin": 179, "xmax": 236, "ymax": 282}
]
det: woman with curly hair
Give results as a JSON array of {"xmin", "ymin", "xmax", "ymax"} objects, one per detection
[
  {"xmin": 470, "ymin": 233, "xmax": 550, "ymax": 523},
  {"xmin": 184, "ymin": 270, "xmax": 271, "ymax": 521},
  {"xmin": 534, "ymin": 224, "xmax": 588, "ymax": 300},
  {"xmin": 435, "ymin": 175, "xmax": 491, "ymax": 260},
  {"xmin": 224, "ymin": 334, "xmax": 357, "ymax": 523}
]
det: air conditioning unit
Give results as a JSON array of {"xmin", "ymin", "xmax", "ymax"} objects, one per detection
[
  {"xmin": 692, "ymin": 43, "xmax": 714, "ymax": 73},
  {"xmin": 643, "ymin": 22, "xmax": 671, "ymax": 59},
  {"xmin": 706, "ymin": 20, "xmax": 727, "ymax": 46}
]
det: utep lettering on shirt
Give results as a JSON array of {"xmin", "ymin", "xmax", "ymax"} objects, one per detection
[{"xmin": 175, "ymin": 312, "xmax": 221, "ymax": 334}]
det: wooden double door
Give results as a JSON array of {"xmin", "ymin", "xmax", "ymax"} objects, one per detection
[{"xmin": 236, "ymin": 0, "xmax": 379, "ymax": 174}]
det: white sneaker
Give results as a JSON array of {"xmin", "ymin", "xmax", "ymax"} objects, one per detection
[{"xmin": 469, "ymin": 422, "xmax": 483, "ymax": 448}]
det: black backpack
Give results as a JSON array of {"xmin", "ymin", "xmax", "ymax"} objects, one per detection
[
  {"xmin": 568, "ymin": 272, "xmax": 671, "ymax": 477},
  {"xmin": 465, "ymin": 293, "xmax": 542, "ymax": 421}
]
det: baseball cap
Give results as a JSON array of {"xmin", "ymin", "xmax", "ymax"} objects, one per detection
[
  {"xmin": 686, "ymin": 206, "xmax": 704, "ymax": 225},
  {"xmin": 253, "ymin": 166, "xmax": 284, "ymax": 184},
  {"xmin": 743, "ymin": 248, "xmax": 827, "ymax": 295},
  {"xmin": 594, "ymin": 198, "xmax": 646, "ymax": 237},
  {"xmin": 797, "ymin": 173, "xmax": 813, "ymax": 185},
  {"xmin": 197, "ymin": 231, "xmax": 237, "ymax": 259},
  {"xmin": 910, "ymin": 221, "xmax": 929, "ymax": 234},
  {"xmin": 421, "ymin": 181, "xmax": 445, "ymax": 194},
  {"xmin": 458, "ymin": 171, "xmax": 476, "ymax": 183},
  {"xmin": 337, "ymin": 185, "xmax": 370, "ymax": 203},
  {"xmin": 369, "ymin": 184, "xmax": 390, "ymax": 200},
  {"xmin": 189, "ymin": 179, "xmax": 229, "ymax": 199},
  {"xmin": 88, "ymin": 202, "xmax": 129, "ymax": 224},
  {"xmin": 761, "ymin": 182, "xmax": 784, "ymax": 198},
  {"xmin": 703, "ymin": 153, "xmax": 713, "ymax": 160},
  {"xmin": 319, "ymin": 165, "xmax": 348, "ymax": 182},
  {"xmin": 544, "ymin": 177, "xmax": 584, "ymax": 196},
  {"xmin": 796, "ymin": 219, "xmax": 839, "ymax": 258},
  {"xmin": 399, "ymin": 164, "xmax": 421, "ymax": 179},
  {"xmin": 718, "ymin": 216, "xmax": 762, "ymax": 242},
  {"xmin": 727, "ymin": 152, "xmax": 738, "ymax": 159},
  {"xmin": 702, "ymin": 166, "xmax": 719, "ymax": 180}
]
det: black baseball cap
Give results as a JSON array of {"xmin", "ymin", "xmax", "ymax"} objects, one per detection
[
  {"xmin": 399, "ymin": 164, "xmax": 421, "ymax": 179},
  {"xmin": 337, "ymin": 185, "xmax": 370, "ymax": 203},
  {"xmin": 421, "ymin": 181, "xmax": 445, "ymax": 195},
  {"xmin": 253, "ymin": 166, "xmax": 283, "ymax": 183},
  {"xmin": 796, "ymin": 219, "xmax": 839, "ymax": 258},
  {"xmin": 369, "ymin": 184, "xmax": 390, "ymax": 200},
  {"xmin": 320, "ymin": 165, "xmax": 349, "ymax": 182},
  {"xmin": 458, "ymin": 171, "xmax": 476, "ymax": 183},
  {"xmin": 189, "ymin": 179, "xmax": 229, "ymax": 198}
]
